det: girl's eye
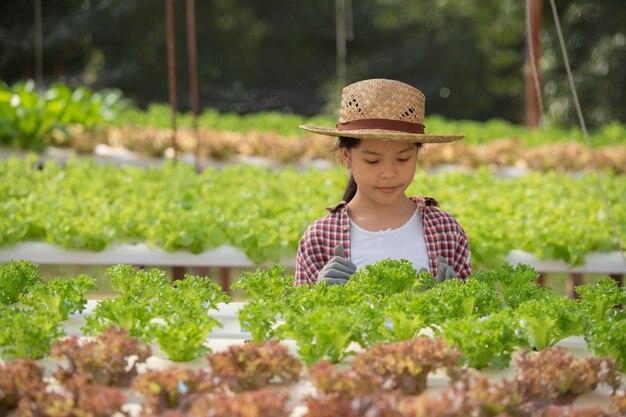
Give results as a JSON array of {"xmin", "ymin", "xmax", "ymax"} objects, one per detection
[
  {"xmin": 398, "ymin": 158, "xmax": 410, "ymax": 163},
  {"xmin": 365, "ymin": 160, "xmax": 379, "ymax": 165}
]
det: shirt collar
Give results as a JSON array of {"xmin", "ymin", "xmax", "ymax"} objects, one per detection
[
  {"xmin": 327, "ymin": 201, "xmax": 348, "ymax": 213},
  {"xmin": 327, "ymin": 196, "xmax": 439, "ymax": 213}
]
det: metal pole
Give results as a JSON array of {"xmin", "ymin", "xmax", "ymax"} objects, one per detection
[
  {"xmin": 185, "ymin": 0, "xmax": 201, "ymax": 173},
  {"xmin": 34, "ymin": 0, "xmax": 43, "ymax": 90},
  {"xmin": 345, "ymin": 0, "xmax": 354, "ymax": 41},
  {"xmin": 335, "ymin": 0, "xmax": 347, "ymax": 106},
  {"xmin": 524, "ymin": 0, "xmax": 543, "ymax": 128},
  {"xmin": 166, "ymin": 0, "xmax": 178, "ymax": 158}
]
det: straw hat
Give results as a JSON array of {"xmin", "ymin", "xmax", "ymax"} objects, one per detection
[{"xmin": 300, "ymin": 79, "xmax": 464, "ymax": 143}]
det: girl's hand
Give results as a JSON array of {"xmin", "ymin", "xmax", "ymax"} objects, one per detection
[
  {"xmin": 435, "ymin": 256, "xmax": 456, "ymax": 283},
  {"xmin": 317, "ymin": 245, "xmax": 357, "ymax": 286}
]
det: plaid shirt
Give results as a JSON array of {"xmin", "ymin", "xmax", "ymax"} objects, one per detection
[{"xmin": 294, "ymin": 196, "xmax": 472, "ymax": 286}]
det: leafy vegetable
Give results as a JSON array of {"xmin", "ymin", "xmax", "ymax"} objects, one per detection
[
  {"xmin": 412, "ymin": 275, "xmax": 503, "ymax": 325},
  {"xmin": 610, "ymin": 391, "xmax": 626, "ymax": 416},
  {"xmin": 2, "ymin": 158, "xmax": 626, "ymax": 266},
  {"xmin": 50, "ymin": 326, "xmax": 152, "ymax": 387},
  {"xmin": 308, "ymin": 360, "xmax": 381, "ymax": 398},
  {"xmin": 0, "ymin": 358, "xmax": 129, "ymax": 417},
  {"xmin": 514, "ymin": 347, "xmax": 622, "ymax": 404},
  {"xmin": 576, "ymin": 276, "xmax": 626, "ymax": 323},
  {"xmin": 151, "ymin": 314, "xmax": 219, "ymax": 362},
  {"xmin": 473, "ymin": 262, "xmax": 552, "ymax": 308},
  {"xmin": 537, "ymin": 405, "xmax": 611, "ymax": 417},
  {"xmin": 584, "ymin": 315, "xmax": 626, "ymax": 372},
  {"xmin": 0, "ymin": 360, "xmax": 46, "ymax": 415},
  {"xmin": 115, "ymin": 102, "xmax": 626, "ymax": 147},
  {"xmin": 108, "ymin": 263, "xmax": 169, "ymax": 298},
  {"xmin": 20, "ymin": 274, "xmax": 96, "ymax": 320},
  {"xmin": 238, "ymin": 299, "xmax": 281, "ymax": 342},
  {"xmin": 441, "ymin": 309, "xmax": 528, "ymax": 369},
  {"xmin": 516, "ymin": 295, "xmax": 586, "ymax": 350},
  {"xmin": 171, "ymin": 274, "xmax": 230, "ymax": 311},
  {"xmin": 0, "ymin": 305, "xmax": 64, "ymax": 359},
  {"xmin": 410, "ymin": 374, "xmax": 521, "ymax": 417},
  {"xmin": 303, "ymin": 392, "xmax": 405, "ymax": 417},
  {"xmin": 347, "ymin": 259, "xmax": 422, "ymax": 299},
  {"xmin": 0, "ymin": 259, "xmax": 41, "ymax": 305},
  {"xmin": 279, "ymin": 305, "xmax": 361, "ymax": 365},
  {"xmin": 188, "ymin": 389, "xmax": 291, "ymax": 417},
  {"xmin": 131, "ymin": 366, "xmax": 215, "ymax": 413},
  {"xmin": 206, "ymin": 339, "xmax": 302, "ymax": 392},
  {"xmin": 350, "ymin": 337, "xmax": 462, "ymax": 395},
  {"xmin": 44, "ymin": 379, "xmax": 129, "ymax": 417},
  {"xmin": 84, "ymin": 268, "xmax": 230, "ymax": 360},
  {"xmin": 379, "ymin": 293, "xmax": 426, "ymax": 343},
  {"xmin": 82, "ymin": 292, "xmax": 156, "ymax": 339},
  {"xmin": 231, "ymin": 265, "xmax": 294, "ymax": 301},
  {"xmin": 150, "ymin": 274, "xmax": 227, "ymax": 361}
]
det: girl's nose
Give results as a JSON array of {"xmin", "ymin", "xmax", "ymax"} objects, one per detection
[{"xmin": 379, "ymin": 166, "xmax": 397, "ymax": 179}]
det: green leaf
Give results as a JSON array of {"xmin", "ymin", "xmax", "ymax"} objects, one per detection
[
  {"xmin": 576, "ymin": 276, "xmax": 626, "ymax": 324},
  {"xmin": 0, "ymin": 259, "xmax": 41, "ymax": 305},
  {"xmin": 441, "ymin": 309, "xmax": 528, "ymax": 369},
  {"xmin": 0, "ymin": 305, "xmax": 64, "ymax": 359},
  {"xmin": 516, "ymin": 296, "xmax": 585, "ymax": 350},
  {"xmin": 152, "ymin": 315, "xmax": 219, "ymax": 362}
]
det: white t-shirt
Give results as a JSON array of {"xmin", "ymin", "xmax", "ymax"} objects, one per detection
[{"xmin": 349, "ymin": 207, "xmax": 429, "ymax": 272}]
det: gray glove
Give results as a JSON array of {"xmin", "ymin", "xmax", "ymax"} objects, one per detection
[
  {"xmin": 435, "ymin": 256, "xmax": 456, "ymax": 284},
  {"xmin": 317, "ymin": 245, "xmax": 357, "ymax": 286},
  {"xmin": 418, "ymin": 256, "xmax": 456, "ymax": 285}
]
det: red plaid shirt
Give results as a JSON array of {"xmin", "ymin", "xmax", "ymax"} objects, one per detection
[{"xmin": 294, "ymin": 196, "xmax": 472, "ymax": 286}]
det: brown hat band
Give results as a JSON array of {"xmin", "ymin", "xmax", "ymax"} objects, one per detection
[{"xmin": 336, "ymin": 118, "xmax": 425, "ymax": 134}]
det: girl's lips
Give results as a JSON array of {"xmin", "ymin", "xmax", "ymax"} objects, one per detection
[{"xmin": 377, "ymin": 186, "xmax": 399, "ymax": 194}]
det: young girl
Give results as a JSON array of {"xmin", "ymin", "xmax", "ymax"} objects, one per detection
[{"xmin": 294, "ymin": 78, "xmax": 472, "ymax": 286}]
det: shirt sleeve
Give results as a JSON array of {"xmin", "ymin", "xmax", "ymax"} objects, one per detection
[
  {"xmin": 424, "ymin": 204, "xmax": 472, "ymax": 281},
  {"xmin": 294, "ymin": 223, "xmax": 326, "ymax": 286},
  {"xmin": 453, "ymin": 224, "xmax": 473, "ymax": 280}
]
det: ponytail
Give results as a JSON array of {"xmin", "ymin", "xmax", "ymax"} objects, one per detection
[
  {"xmin": 335, "ymin": 136, "xmax": 361, "ymax": 203},
  {"xmin": 343, "ymin": 174, "xmax": 358, "ymax": 202}
]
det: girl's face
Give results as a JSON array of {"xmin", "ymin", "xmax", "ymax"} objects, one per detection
[{"xmin": 340, "ymin": 138, "xmax": 419, "ymax": 206}]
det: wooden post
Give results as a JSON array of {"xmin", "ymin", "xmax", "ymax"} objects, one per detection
[
  {"xmin": 335, "ymin": 0, "xmax": 347, "ymax": 103},
  {"xmin": 220, "ymin": 267, "xmax": 231, "ymax": 295},
  {"xmin": 33, "ymin": 0, "xmax": 44, "ymax": 90},
  {"xmin": 567, "ymin": 273, "xmax": 583, "ymax": 298},
  {"xmin": 524, "ymin": 0, "xmax": 543, "ymax": 128},
  {"xmin": 195, "ymin": 266, "xmax": 210, "ymax": 278},
  {"xmin": 172, "ymin": 266, "xmax": 186, "ymax": 281},
  {"xmin": 165, "ymin": 0, "xmax": 178, "ymax": 157},
  {"xmin": 535, "ymin": 272, "xmax": 546, "ymax": 286},
  {"xmin": 185, "ymin": 0, "xmax": 201, "ymax": 173},
  {"xmin": 609, "ymin": 273, "xmax": 623, "ymax": 287}
]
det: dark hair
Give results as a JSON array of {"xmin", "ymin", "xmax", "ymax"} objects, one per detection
[{"xmin": 335, "ymin": 136, "xmax": 423, "ymax": 203}]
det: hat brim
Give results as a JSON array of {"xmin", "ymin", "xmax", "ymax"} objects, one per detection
[{"xmin": 299, "ymin": 125, "xmax": 464, "ymax": 144}]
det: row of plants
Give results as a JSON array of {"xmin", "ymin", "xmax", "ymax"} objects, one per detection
[
  {"xmin": 0, "ymin": 80, "xmax": 125, "ymax": 151},
  {"xmin": 0, "ymin": 331, "xmax": 299, "ymax": 417},
  {"xmin": 66, "ymin": 124, "xmax": 626, "ymax": 173},
  {"xmin": 1, "ymin": 157, "xmax": 625, "ymax": 266},
  {"xmin": 2, "ymin": 258, "xmax": 624, "ymax": 371},
  {"xmin": 1, "ymin": 259, "xmax": 625, "ymax": 416},
  {"xmin": 113, "ymin": 103, "xmax": 626, "ymax": 147},
  {"xmin": 233, "ymin": 261, "xmax": 626, "ymax": 371},
  {"xmin": 2, "ymin": 335, "xmax": 625, "ymax": 416},
  {"xmin": 2, "ymin": 80, "xmax": 625, "ymax": 153},
  {"xmin": 0, "ymin": 260, "xmax": 230, "ymax": 361}
]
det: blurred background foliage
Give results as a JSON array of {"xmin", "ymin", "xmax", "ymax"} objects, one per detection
[{"xmin": 1, "ymin": 0, "xmax": 625, "ymax": 127}]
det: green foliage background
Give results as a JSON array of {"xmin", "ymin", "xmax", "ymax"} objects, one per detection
[{"xmin": 1, "ymin": 0, "xmax": 624, "ymax": 127}]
